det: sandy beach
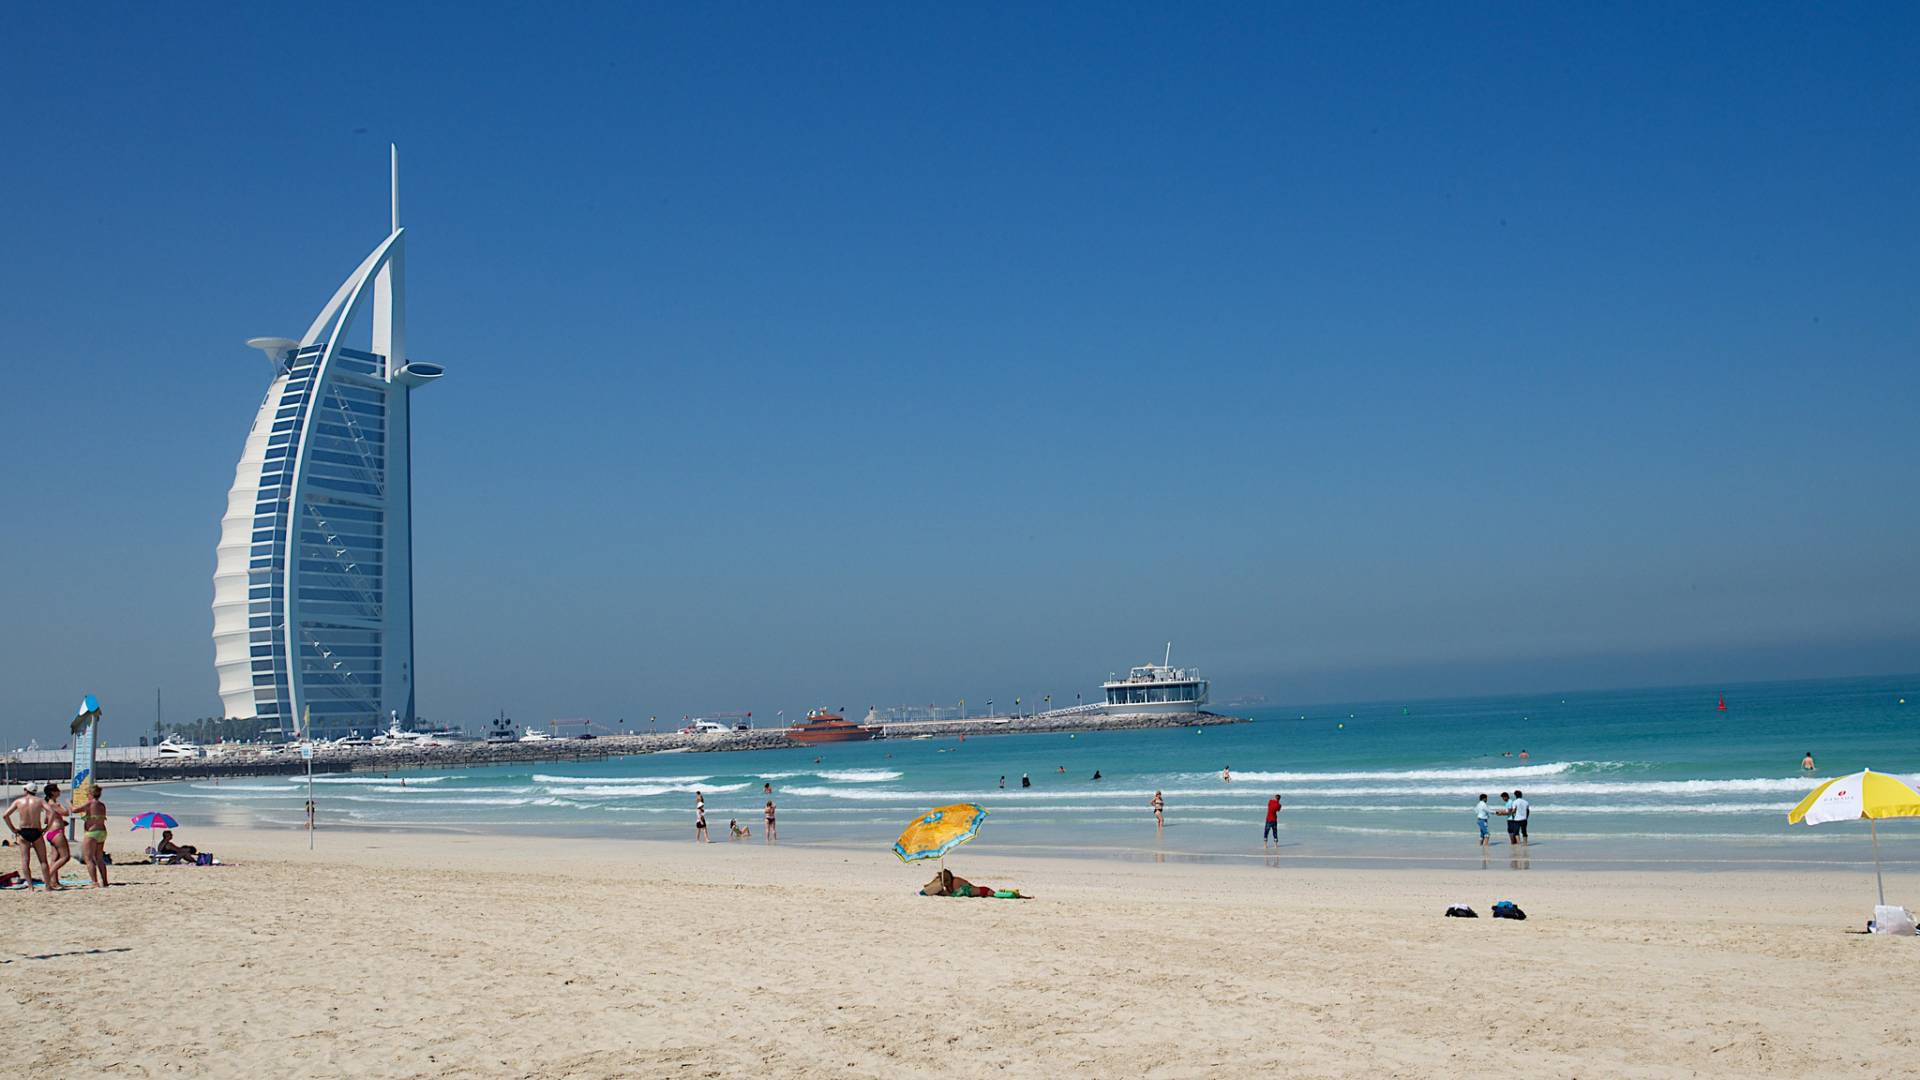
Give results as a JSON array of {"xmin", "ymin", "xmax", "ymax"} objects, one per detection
[{"xmin": 1, "ymin": 825, "xmax": 1912, "ymax": 1079}]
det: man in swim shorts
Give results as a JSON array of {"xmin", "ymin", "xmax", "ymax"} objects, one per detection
[{"xmin": 4, "ymin": 783, "xmax": 57, "ymax": 889}]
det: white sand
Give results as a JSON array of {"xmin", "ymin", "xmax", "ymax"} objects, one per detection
[{"xmin": 2, "ymin": 826, "xmax": 1912, "ymax": 1078}]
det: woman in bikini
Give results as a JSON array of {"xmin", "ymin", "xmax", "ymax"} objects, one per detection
[
  {"xmin": 1150, "ymin": 790, "xmax": 1165, "ymax": 830},
  {"xmin": 42, "ymin": 783, "xmax": 73, "ymax": 883},
  {"xmin": 76, "ymin": 784, "xmax": 109, "ymax": 888}
]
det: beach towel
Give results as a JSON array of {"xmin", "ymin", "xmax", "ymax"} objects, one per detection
[{"xmin": 1444, "ymin": 904, "xmax": 1478, "ymax": 918}]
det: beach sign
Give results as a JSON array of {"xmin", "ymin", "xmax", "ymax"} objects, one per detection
[{"xmin": 71, "ymin": 694, "xmax": 102, "ymax": 802}]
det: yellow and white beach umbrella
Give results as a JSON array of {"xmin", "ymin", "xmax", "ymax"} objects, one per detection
[{"xmin": 1787, "ymin": 768, "xmax": 1920, "ymax": 906}]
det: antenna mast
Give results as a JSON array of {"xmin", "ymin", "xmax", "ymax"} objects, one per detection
[{"xmin": 1165, "ymin": 641, "xmax": 1172, "ymax": 667}]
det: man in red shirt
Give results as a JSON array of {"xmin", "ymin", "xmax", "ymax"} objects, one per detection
[{"xmin": 1263, "ymin": 794, "xmax": 1282, "ymax": 845}]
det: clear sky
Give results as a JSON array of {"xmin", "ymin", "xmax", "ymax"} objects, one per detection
[{"xmin": 2, "ymin": 5, "xmax": 1916, "ymax": 746}]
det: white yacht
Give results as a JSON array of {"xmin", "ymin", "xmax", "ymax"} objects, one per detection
[
  {"xmin": 154, "ymin": 736, "xmax": 206, "ymax": 759},
  {"xmin": 1100, "ymin": 644, "xmax": 1210, "ymax": 715},
  {"xmin": 518, "ymin": 726, "xmax": 554, "ymax": 743}
]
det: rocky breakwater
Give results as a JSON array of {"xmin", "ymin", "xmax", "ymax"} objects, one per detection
[{"xmin": 132, "ymin": 729, "xmax": 799, "ymax": 781}]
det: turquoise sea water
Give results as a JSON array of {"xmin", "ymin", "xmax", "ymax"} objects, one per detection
[{"xmin": 150, "ymin": 674, "xmax": 1920, "ymax": 869}]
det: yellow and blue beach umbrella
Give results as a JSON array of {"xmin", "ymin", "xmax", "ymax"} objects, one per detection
[
  {"xmin": 1788, "ymin": 768, "xmax": 1920, "ymax": 907},
  {"xmin": 894, "ymin": 803, "xmax": 988, "ymax": 863}
]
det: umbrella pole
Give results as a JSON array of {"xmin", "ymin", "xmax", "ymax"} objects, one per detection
[{"xmin": 1871, "ymin": 818, "xmax": 1885, "ymax": 908}]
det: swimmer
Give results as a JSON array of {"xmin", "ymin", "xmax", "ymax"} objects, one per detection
[{"xmin": 1802, "ymin": 752, "xmax": 1816, "ymax": 771}]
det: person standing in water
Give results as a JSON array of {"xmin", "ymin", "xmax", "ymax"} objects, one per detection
[
  {"xmin": 1802, "ymin": 752, "xmax": 1816, "ymax": 771},
  {"xmin": 1150, "ymin": 791, "xmax": 1165, "ymax": 830},
  {"xmin": 1020, "ymin": 773, "xmax": 1031, "ymax": 788},
  {"xmin": 1263, "ymin": 793, "xmax": 1282, "ymax": 845},
  {"xmin": 694, "ymin": 799, "xmax": 709, "ymax": 843},
  {"xmin": 763, "ymin": 799, "xmax": 777, "ymax": 843},
  {"xmin": 1475, "ymin": 793, "xmax": 1491, "ymax": 848},
  {"xmin": 1221, "ymin": 766, "xmax": 1232, "ymax": 782}
]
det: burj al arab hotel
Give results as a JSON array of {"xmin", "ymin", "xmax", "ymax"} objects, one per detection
[{"xmin": 212, "ymin": 148, "xmax": 443, "ymax": 739}]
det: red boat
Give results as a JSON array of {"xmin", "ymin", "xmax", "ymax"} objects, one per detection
[{"xmin": 786, "ymin": 708, "xmax": 880, "ymax": 744}]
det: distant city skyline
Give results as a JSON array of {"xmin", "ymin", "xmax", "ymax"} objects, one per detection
[{"xmin": 3, "ymin": 6, "xmax": 1917, "ymax": 747}]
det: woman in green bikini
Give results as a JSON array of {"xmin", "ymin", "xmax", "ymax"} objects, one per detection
[{"xmin": 75, "ymin": 784, "xmax": 109, "ymax": 888}]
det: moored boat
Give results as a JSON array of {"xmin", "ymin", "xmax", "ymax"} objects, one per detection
[{"xmin": 786, "ymin": 707, "xmax": 880, "ymax": 744}]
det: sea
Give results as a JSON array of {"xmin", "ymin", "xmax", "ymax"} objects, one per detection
[{"xmin": 148, "ymin": 673, "xmax": 1920, "ymax": 870}]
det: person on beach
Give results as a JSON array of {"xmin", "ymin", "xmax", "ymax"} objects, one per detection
[
  {"xmin": 1151, "ymin": 791, "xmax": 1164, "ymax": 829},
  {"xmin": 763, "ymin": 782, "xmax": 773, "ymax": 795},
  {"xmin": 763, "ymin": 799, "xmax": 777, "ymax": 843},
  {"xmin": 1519, "ymin": 750, "xmax": 1529, "ymax": 761},
  {"xmin": 5, "ymin": 783, "xmax": 58, "ymax": 889},
  {"xmin": 1802, "ymin": 752, "xmax": 1816, "ymax": 771},
  {"xmin": 1221, "ymin": 766, "xmax": 1231, "ymax": 782},
  {"xmin": 1021, "ymin": 773, "xmax": 1030, "ymax": 788},
  {"xmin": 157, "ymin": 830, "xmax": 205, "ymax": 862},
  {"xmin": 1498, "ymin": 792, "xmax": 1517, "ymax": 845},
  {"xmin": 43, "ymin": 783, "xmax": 73, "ymax": 881},
  {"xmin": 729, "ymin": 819, "xmax": 750, "ymax": 840},
  {"xmin": 1263, "ymin": 794, "xmax": 1282, "ymax": 845},
  {"xmin": 999, "ymin": 776, "xmax": 1006, "ymax": 789},
  {"xmin": 1475, "ymin": 793, "xmax": 1491, "ymax": 848},
  {"xmin": 75, "ymin": 784, "xmax": 109, "ymax": 888},
  {"xmin": 1511, "ymin": 789, "xmax": 1531, "ymax": 844},
  {"xmin": 695, "ymin": 801, "xmax": 709, "ymax": 843}
]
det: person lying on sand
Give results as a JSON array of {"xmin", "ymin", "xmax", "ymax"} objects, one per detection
[{"xmin": 919, "ymin": 867, "xmax": 1028, "ymax": 899}]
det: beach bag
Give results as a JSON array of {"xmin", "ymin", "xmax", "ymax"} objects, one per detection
[
  {"xmin": 1491, "ymin": 900, "xmax": 1526, "ymax": 920},
  {"xmin": 1444, "ymin": 904, "xmax": 1478, "ymax": 918},
  {"xmin": 1870, "ymin": 905, "xmax": 1916, "ymax": 935},
  {"xmin": 196, "ymin": 853, "xmax": 213, "ymax": 866}
]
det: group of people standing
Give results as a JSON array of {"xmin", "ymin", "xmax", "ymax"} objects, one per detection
[
  {"xmin": 4, "ymin": 781, "xmax": 111, "ymax": 890},
  {"xmin": 693, "ymin": 786, "xmax": 778, "ymax": 844},
  {"xmin": 1475, "ymin": 790, "xmax": 1531, "ymax": 846}
]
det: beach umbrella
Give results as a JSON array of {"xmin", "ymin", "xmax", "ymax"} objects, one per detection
[
  {"xmin": 1787, "ymin": 769, "xmax": 1920, "ymax": 906},
  {"xmin": 130, "ymin": 811, "xmax": 179, "ymax": 857},
  {"xmin": 893, "ymin": 803, "xmax": 988, "ymax": 863}
]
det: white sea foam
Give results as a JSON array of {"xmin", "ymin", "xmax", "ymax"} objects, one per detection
[
  {"xmin": 813, "ymin": 769, "xmax": 902, "ymax": 783},
  {"xmin": 544, "ymin": 782, "xmax": 748, "ymax": 798},
  {"xmin": 1203, "ymin": 761, "xmax": 1611, "ymax": 784},
  {"xmin": 187, "ymin": 783, "xmax": 291, "ymax": 792},
  {"xmin": 530, "ymin": 774, "xmax": 711, "ymax": 785},
  {"xmin": 306, "ymin": 775, "xmax": 458, "ymax": 785}
]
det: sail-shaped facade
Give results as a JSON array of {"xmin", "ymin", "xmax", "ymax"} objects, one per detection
[{"xmin": 212, "ymin": 149, "xmax": 443, "ymax": 739}]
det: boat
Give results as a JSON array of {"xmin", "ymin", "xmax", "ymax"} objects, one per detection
[
  {"xmin": 154, "ymin": 736, "xmax": 206, "ymax": 760},
  {"xmin": 1099, "ymin": 643, "xmax": 1210, "ymax": 715},
  {"xmin": 785, "ymin": 707, "xmax": 880, "ymax": 744},
  {"xmin": 679, "ymin": 719, "xmax": 733, "ymax": 736},
  {"xmin": 518, "ymin": 726, "xmax": 554, "ymax": 743},
  {"xmin": 484, "ymin": 712, "xmax": 516, "ymax": 743}
]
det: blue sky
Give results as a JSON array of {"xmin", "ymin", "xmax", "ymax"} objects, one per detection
[{"xmin": 2, "ymin": 5, "xmax": 1916, "ymax": 744}]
